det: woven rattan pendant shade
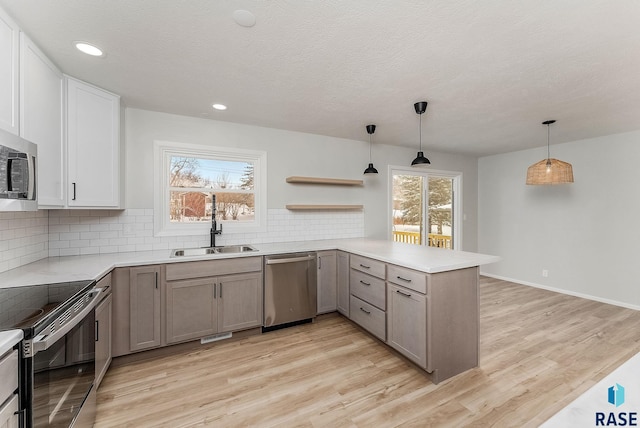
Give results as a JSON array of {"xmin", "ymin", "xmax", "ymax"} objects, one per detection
[
  {"xmin": 526, "ymin": 158, "xmax": 574, "ymax": 185},
  {"xmin": 526, "ymin": 119, "xmax": 574, "ymax": 185}
]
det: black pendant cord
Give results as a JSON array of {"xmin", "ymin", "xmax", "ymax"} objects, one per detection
[
  {"xmin": 419, "ymin": 112, "xmax": 423, "ymax": 152},
  {"xmin": 547, "ymin": 123, "xmax": 550, "ymax": 161},
  {"xmin": 369, "ymin": 133, "xmax": 373, "ymax": 163},
  {"xmin": 542, "ymin": 119, "xmax": 555, "ymax": 166}
]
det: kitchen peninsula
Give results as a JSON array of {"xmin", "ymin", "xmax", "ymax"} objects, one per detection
[{"xmin": 0, "ymin": 238, "xmax": 499, "ymax": 383}]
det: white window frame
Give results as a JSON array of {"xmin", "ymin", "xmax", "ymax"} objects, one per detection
[
  {"xmin": 154, "ymin": 140, "xmax": 267, "ymax": 236},
  {"xmin": 387, "ymin": 165, "xmax": 463, "ymax": 250}
]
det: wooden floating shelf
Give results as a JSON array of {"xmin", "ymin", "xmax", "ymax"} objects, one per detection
[
  {"xmin": 286, "ymin": 176, "xmax": 364, "ymax": 186},
  {"xmin": 285, "ymin": 204, "xmax": 363, "ymax": 211}
]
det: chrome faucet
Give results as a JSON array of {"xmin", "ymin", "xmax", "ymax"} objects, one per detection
[{"xmin": 210, "ymin": 194, "xmax": 222, "ymax": 247}]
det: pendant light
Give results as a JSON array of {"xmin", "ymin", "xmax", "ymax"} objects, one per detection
[
  {"xmin": 411, "ymin": 101, "xmax": 431, "ymax": 166},
  {"xmin": 526, "ymin": 120, "xmax": 574, "ymax": 185},
  {"xmin": 363, "ymin": 124, "xmax": 378, "ymax": 174}
]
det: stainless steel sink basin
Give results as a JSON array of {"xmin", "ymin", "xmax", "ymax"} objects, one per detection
[
  {"xmin": 170, "ymin": 245, "xmax": 257, "ymax": 257},
  {"xmin": 214, "ymin": 245, "xmax": 257, "ymax": 254}
]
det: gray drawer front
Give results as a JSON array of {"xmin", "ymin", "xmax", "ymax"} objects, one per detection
[
  {"xmin": 166, "ymin": 256, "xmax": 262, "ymax": 280},
  {"xmin": 387, "ymin": 264, "xmax": 427, "ymax": 294},
  {"xmin": 0, "ymin": 349, "xmax": 18, "ymax": 402},
  {"xmin": 350, "ymin": 295, "xmax": 386, "ymax": 341},
  {"xmin": 350, "ymin": 254, "xmax": 385, "ymax": 279},
  {"xmin": 350, "ymin": 269, "xmax": 385, "ymax": 310}
]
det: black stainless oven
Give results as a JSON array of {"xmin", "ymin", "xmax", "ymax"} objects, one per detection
[{"xmin": 0, "ymin": 280, "xmax": 100, "ymax": 428}]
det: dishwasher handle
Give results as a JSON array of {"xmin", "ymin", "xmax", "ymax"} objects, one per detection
[{"xmin": 265, "ymin": 255, "xmax": 315, "ymax": 265}]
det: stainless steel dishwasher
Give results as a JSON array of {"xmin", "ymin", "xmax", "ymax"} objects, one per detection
[{"xmin": 263, "ymin": 252, "xmax": 317, "ymax": 331}]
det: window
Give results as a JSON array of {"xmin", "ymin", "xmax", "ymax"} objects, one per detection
[
  {"xmin": 154, "ymin": 141, "xmax": 267, "ymax": 236},
  {"xmin": 389, "ymin": 167, "xmax": 461, "ymax": 250}
]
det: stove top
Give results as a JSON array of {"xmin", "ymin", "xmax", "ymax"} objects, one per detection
[{"xmin": 0, "ymin": 280, "xmax": 95, "ymax": 332}]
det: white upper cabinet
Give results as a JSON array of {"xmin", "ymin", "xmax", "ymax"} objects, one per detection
[
  {"xmin": 20, "ymin": 33, "xmax": 64, "ymax": 207},
  {"xmin": 66, "ymin": 76, "xmax": 121, "ymax": 208},
  {"xmin": 0, "ymin": 8, "xmax": 19, "ymax": 135}
]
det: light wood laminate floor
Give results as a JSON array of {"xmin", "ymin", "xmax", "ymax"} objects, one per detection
[{"xmin": 95, "ymin": 277, "xmax": 640, "ymax": 427}]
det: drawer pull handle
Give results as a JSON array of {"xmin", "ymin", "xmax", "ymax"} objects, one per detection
[
  {"xmin": 396, "ymin": 290, "xmax": 412, "ymax": 298},
  {"xmin": 359, "ymin": 264, "xmax": 370, "ymax": 269},
  {"xmin": 359, "ymin": 307, "xmax": 371, "ymax": 315},
  {"xmin": 359, "ymin": 280, "xmax": 371, "ymax": 286},
  {"xmin": 396, "ymin": 276, "xmax": 412, "ymax": 282}
]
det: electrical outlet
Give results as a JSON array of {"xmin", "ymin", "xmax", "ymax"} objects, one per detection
[{"xmin": 542, "ymin": 269, "xmax": 548, "ymax": 277}]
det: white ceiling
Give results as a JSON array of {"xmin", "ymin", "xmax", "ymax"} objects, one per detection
[{"xmin": 2, "ymin": 0, "xmax": 640, "ymax": 157}]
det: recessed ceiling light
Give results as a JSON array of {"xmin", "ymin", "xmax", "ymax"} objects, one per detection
[
  {"xmin": 212, "ymin": 104, "xmax": 227, "ymax": 111},
  {"xmin": 74, "ymin": 42, "xmax": 104, "ymax": 57},
  {"xmin": 232, "ymin": 10, "xmax": 256, "ymax": 27}
]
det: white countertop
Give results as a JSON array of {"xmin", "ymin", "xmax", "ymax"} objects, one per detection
[
  {"xmin": 0, "ymin": 238, "xmax": 500, "ymax": 288},
  {"xmin": 0, "ymin": 330, "xmax": 23, "ymax": 356}
]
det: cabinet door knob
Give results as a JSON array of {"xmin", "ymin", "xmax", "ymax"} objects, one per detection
[
  {"xmin": 359, "ymin": 307, "xmax": 371, "ymax": 315},
  {"xmin": 396, "ymin": 276, "xmax": 411, "ymax": 283},
  {"xmin": 359, "ymin": 280, "xmax": 370, "ymax": 286}
]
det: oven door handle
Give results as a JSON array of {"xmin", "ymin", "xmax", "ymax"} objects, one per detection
[{"xmin": 31, "ymin": 288, "xmax": 102, "ymax": 355}]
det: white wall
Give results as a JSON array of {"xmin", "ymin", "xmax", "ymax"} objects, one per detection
[
  {"xmin": 124, "ymin": 108, "xmax": 480, "ymax": 251},
  {"xmin": 479, "ymin": 130, "xmax": 640, "ymax": 308}
]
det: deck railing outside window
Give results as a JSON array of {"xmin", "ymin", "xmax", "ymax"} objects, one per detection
[{"xmin": 392, "ymin": 231, "xmax": 451, "ymax": 249}]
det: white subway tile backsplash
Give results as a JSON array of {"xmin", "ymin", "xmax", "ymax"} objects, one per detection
[
  {"xmin": 0, "ymin": 211, "xmax": 49, "ymax": 274},
  {"xmin": 0, "ymin": 207, "xmax": 364, "ymax": 273}
]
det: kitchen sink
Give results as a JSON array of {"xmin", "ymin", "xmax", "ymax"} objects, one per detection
[
  {"xmin": 170, "ymin": 245, "xmax": 257, "ymax": 257},
  {"xmin": 213, "ymin": 245, "xmax": 258, "ymax": 254}
]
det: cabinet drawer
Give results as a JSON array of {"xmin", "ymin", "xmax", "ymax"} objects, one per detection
[
  {"xmin": 350, "ymin": 295, "xmax": 386, "ymax": 341},
  {"xmin": 0, "ymin": 395, "xmax": 19, "ymax": 428},
  {"xmin": 166, "ymin": 256, "xmax": 262, "ymax": 280},
  {"xmin": 387, "ymin": 264, "xmax": 427, "ymax": 294},
  {"xmin": 0, "ymin": 349, "xmax": 18, "ymax": 402},
  {"xmin": 97, "ymin": 272, "xmax": 112, "ymax": 301},
  {"xmin": 350, "ymin": 255, "xmax": 385, "ymax": 279},
  {"xmin": 350, "ymin": 269, "xmax": 385, "ymax": 310}
]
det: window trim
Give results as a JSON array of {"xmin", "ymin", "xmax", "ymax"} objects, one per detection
[
  {"xmin": 154, "ymin": 140, "xmax": 267, "ymax": 237},
  {"xmin": 387, "ymin": 165, "xmax": 462, "ymax": 250}
]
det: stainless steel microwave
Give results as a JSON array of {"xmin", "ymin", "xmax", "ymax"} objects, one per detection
[{"xmin": 0, "ymin": 127, "xmax": 37, "ymax": 211}]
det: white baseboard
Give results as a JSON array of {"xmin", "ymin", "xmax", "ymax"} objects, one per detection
[{"xmin": 479, "ymin": 271, "xmax": 640, "ymax": 311}]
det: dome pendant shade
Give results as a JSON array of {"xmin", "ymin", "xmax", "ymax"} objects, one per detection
[
  {"xmin": 363, "ymin": 124, "xmax": 378, "ymax": 174},
  {"xmin": 364, "ymin": 163, "xmax": 379, "ymax": 174},
  {"xmin": 411, "ymin": 151, "xmax": 430, "ymax": 165},
  {"xmin": 526, "ymin": 120, "xmax": 574, "ymax": 185},
  {"xmin": 411, "ymin": 101, "xmax": 431, "ymax": 167},
  {"xmin": 526, "ymin": 158, "xmax": 574, "ymax": 184}
]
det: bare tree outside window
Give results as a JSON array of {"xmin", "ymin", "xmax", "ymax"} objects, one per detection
[{"xmin": 169, "ymin": 156, "xmax": 255, "ymax": 223}]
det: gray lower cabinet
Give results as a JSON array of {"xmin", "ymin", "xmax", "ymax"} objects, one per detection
[
  {"xmin": 95, "ymin": 273, "xmax": 112, "ymax": 388},
  {"xmin": 0, "ymin": 346, "xmax": 19, "ymax": 428},
  {"xmin": 166, "ymin": 278, "xmax": 217, "ymax": 344},
  {"xmin": 129, "ymin": 266, "xmax": 162, "ymax": 352},
  {"xmin": 336, "ymin": 251, "xmax": 349, "ymax": 316},
  {"xmin": 345, "ymin": 254, "xmax": 479, "ymax": 384},
  {"xmin": 317, "ymin": 251, "xmax": 337, "ymax": 314},
  {"xmin": 112, "ymin": 265, "xmax": 163, "ymax": 357},
  {"xmin": 95, "ymin": 293, "xmax": 112, "ymax": 388},
  {"xmin": 218, "ymin": 272, "xmax": 263, "ymax": 333},
  {"xmin": 0, "ymin": 395, "xmax": 18, "ymax": 428},
  {"xmin": 165, "ymin": 272, "xmax": 262, "ymax": 344},
  {"xmin": 387, "ymin": 283, "xmax": 426, "ymax": 368},
  {"xmin": 113, "ymin": 257, "xmax": 263, "ymax": 357}
]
